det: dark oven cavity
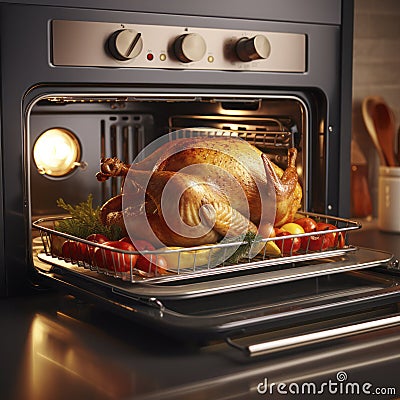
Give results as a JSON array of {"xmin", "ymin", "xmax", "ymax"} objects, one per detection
[{"xmin": 29, "ymin": 94, "xmax": 308, "ymax": 217}]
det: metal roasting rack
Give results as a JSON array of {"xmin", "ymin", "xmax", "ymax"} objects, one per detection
[
  {"xmin": 168, "ymin": 122, "xmax": 295, "ymax": 150},
  {"xmin": 32, "ymin": 212, "xmax": 361, "ymax": 284}
]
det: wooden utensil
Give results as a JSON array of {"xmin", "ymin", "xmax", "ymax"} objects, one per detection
[
  {"xmin": 351, "ymin": 139, "xmax": 372, "ymax": 217},
  {"xmin": 362, "ymin": 96, "xmax": 387, "ymax": 165},
  {"xmin": 372, "ymin": 99, "xmax": 397, "ymax": 166}
]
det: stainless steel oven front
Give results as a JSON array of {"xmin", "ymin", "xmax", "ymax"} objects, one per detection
[{"xmin": 3, "ymin": 0, "xmax": 400, "ymax": 347}]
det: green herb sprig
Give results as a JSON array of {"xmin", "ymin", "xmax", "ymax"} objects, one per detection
[
  {"xmin": 223, "ymin": 231, "xmax": 260, "ymax": 264},
  {"xmin": 55, "ymin": 194, "xmax": 121, "ymax": 240}
]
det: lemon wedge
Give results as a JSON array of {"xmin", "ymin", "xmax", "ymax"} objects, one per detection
[
  {"xmin": 262, "ymin": 241, "xmax": 281, "ymax": 256},
  {"xmin": 157, "ymin": 244, "xmax": 217, "ymax": 269},
  {"xmin": 280, "ymin": 222, "xmax": 305, "ymax": 235}
]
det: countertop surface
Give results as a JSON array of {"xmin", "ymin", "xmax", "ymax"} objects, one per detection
[
  {"xmin": 349, "ymin": 218, "xmax": 400, "ymax": 262},
  {"xmin": 1, "ymin": 220, "xmax": 400, "ymax": 400}
]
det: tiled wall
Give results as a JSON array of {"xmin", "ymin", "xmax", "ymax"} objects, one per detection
[{"xmin": 352, "ymin": 0, "xmax": 400, "ymax": 216}]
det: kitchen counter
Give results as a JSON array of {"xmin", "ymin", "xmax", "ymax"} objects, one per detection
[
  {"xmin": 1, "ymin": 221, "xmax": 400, "ymax": 400},
  {"xmin": 349, "ymin": 218, "xmax": 400, "ymax": 262}
]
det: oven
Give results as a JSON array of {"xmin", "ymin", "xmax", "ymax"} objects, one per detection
[{"xmin": 2, "ymin": 0, "xmax": 400, "ymax": 352}]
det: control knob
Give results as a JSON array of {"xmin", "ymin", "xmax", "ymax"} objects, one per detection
[
  {"xmin": 108, "ymin": 29, "xmax": 143, "ymax": 61},
  {"xmin": 235, "ymin": 35, "xmax": 270, "ymax": 62},
  {"xmin": 174, "ymin": 33, "xmax": 207, "ymax": 63}
]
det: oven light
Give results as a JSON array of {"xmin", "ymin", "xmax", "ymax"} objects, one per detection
[{"xmin": 33, "ymin": 128, "xmax": 82, "ymax": 177}]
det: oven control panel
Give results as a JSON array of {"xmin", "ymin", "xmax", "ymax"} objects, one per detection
[{"xmin": 51, "ymin": 20, "xmax": 306, "ymax": 72}]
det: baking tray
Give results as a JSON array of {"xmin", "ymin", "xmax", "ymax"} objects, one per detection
[
  {"xmin": 33, "ymin": 212, "xmax": 361, "ymax": 285},
  {"xmin": 34, "ymin": 251, "xmax": 400, "ymax": 340}
]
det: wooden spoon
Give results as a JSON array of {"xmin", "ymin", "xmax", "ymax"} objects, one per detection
[
  {"xmin": 372, "ymin": 99, "xmax": 397, "ymax": 166},
  {"xmin": 351, "ymin": 139, "xmax": 372, "ymax": 217},
  {"xmin": 362, "ymin": 96, "xmax": 386, "ymax": 165}
]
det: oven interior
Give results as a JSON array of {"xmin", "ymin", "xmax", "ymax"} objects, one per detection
[
  {"xmin": 29, "ymin": 94, "xmax": 311, "ymax": 217},
  {"xmin": 28, "ymin": 93, "xmax": 400, "ymax": 342}
]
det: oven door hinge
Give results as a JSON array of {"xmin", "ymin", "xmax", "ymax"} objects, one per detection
[{"xmin": 111, "ymin": 287, "xmax": 165, "ymax": 315}]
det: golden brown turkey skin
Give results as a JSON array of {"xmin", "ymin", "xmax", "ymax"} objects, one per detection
[
  {"xmin": 104, "ymin": 169, "xmax": 258, "ymax": 246},
  {"xmin": 144, "ymin": 169, "xmax": 258, "ymax": 246},
  {"xmin": 97, "ymin": 137, "xmax": 302, "ymax": 246}
]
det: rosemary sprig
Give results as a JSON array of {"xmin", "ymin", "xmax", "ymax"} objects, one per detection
[
  {"xmin": 224, "ymin": 231, "xmax": 261, "ymax": 264},
  {"xmin": 55, "ymin": 194, "xmax": 121, "ymax": 240}
]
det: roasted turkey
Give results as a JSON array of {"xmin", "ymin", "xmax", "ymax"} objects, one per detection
[{"xmin": 97, "ymin": 136, "xmax": 302, "ymax": 247}]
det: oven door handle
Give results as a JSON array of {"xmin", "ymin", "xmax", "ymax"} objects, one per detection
[{"xmin": 226, "ymin": 314, "xmax": 400, "ymax": 357}]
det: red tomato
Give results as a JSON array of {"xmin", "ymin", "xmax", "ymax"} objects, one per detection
[
  {"xmin": 136, "ymin": 254, "xmax": 168, "ymax": 275},
  {"xmin": 86, "ymin": 233, "xmax": 109, "ymax": 244},
  {"xmin": 120, "ymin": 238, "xmax": 156, "ymax": 251},
  {"xmin": 133, "ymin": 240, "xmax": 156, "ymax": 251},
  {"xmin": 119, "ymin": 237, "xmax": 133, "ymax": 245},
  {"xmin": 316, "ymin": 222, "xmax": 346, "ymax": 249},
  {"xmin": 335, "ymin": 231, "xmax": 345, "ymax": 248},
  {"xmin": 123, "ymin": 239, "xmax": 168, "ymax": 275},
  {"xmin": 301, "ymin": 234, "xmax": 330, "ymax": 251},
  {"xmin": 275, "ymin": 231, "xmax": 301, "ymax": 255},
  {"xmin": 76, "ymin": 242, "xmax": 92, "ymax": 263},
  {"xmin": 62, "ymin": 239, "xmax": 96, "ymax": 264},
  {"xmin": 74, "ymin": 233, "xmax": 110, "ymax": 264},
  {"xmin": 294, "ymin": 217, "xmax": 317, "ymax": 233},
  {"xmin": 62, "ymin": 240, "xmax": 79, "ymax": 262},
  {"xmin": 94, "ymin": 240, "xmax": 138, "ymax": 272},
  {"xmin": 274, "ymin": 228, "xmax": 284, "ymax": 235},
  {"xmin": 302, "ymin": 222, "xmax": 342, "ymax": 251},
  {"xmin": 315, "ymin": 222, "xmax": 337, "ymax": 248}
]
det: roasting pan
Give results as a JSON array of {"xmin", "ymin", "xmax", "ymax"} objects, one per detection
[{"xmin": 33, "ymin": 212, "xmax": 361, "ymax": 289}]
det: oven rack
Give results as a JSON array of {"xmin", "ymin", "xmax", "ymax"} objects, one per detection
[
  {"xmin": 32, "ymin": 212, "xmax": 361, "ymax": 284},
  {"xmin": 168, "ymin": 124, "xmax": 294, "ymax": 150}
]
